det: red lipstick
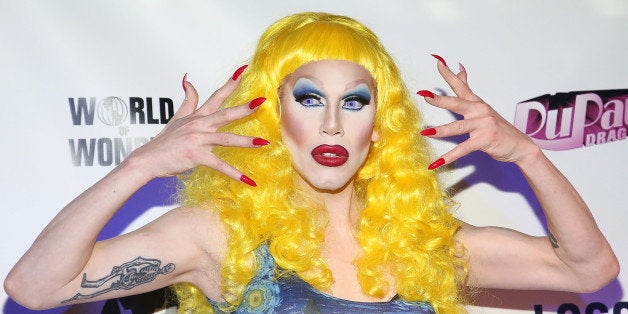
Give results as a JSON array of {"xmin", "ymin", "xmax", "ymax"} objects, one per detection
[{"xmin": 311, "ymin": 145, "xmax": 349, "ymax": 167}]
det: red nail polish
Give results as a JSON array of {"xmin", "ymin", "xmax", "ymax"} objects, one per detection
[
  {"xmin": 252, "ymin": 138, "xmax": 270, "ymax": 146},
  {"xmin": 232, "ymin": 65, "xmax": 248, "ymax": 81},
  {"xmin": 420, "ymin": 128, "xmax": 436, "ymax": 136},
  {"xmin": 431, "ymin": 54, "xmax": 447, "ymax": 67},
  {"xmin": 417, "ymin": 90, "xmax": 435, "ymax": 98},
  {"xmin": 182, "ymin": 73, "xmax": 188, "ymax": 92},
  {"xmin": 240, "ymin": 174, "xmax": 257, "ymax": 187},
  {"xmin": 428, "ymin": 158, "xmax": 445, "ymax": 170},
  {"xmin": 249, "ymin": 97, "xmax": 266, "ymax": 110}
]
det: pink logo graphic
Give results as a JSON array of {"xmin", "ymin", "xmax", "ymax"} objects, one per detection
[{"xmin": 513, "ymin": 89, "xmax": 628, "ymax": 150}]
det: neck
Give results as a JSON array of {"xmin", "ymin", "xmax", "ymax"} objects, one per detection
[
  {"xmin": 297, "ymin": 176, "xmax": 360, "ymax": 238},
  {"xmin": 322, "ymin": 181, "xmax": 359, "ymax": 230}
]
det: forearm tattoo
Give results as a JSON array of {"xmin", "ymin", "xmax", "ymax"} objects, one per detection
[
  {"xmin": 61, "ymin": 256, "xmax": 175, "ymax": 304},
  {"xmin": 549, "ymin": 231, "xmax": 560, "ymax": 249}
]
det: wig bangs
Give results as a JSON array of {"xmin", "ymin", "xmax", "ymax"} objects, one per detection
[{"xmin": 262, "ymin": 22, "xmax": 383, "ymax": 90}]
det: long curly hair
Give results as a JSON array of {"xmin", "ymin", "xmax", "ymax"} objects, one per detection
[{"xmin": 173, "ymin": 12, "xmax": 466, "ymax": 313}]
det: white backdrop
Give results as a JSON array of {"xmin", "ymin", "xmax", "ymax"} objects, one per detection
[{"xmin": 1, "ymin": 1, "xmax": 627, "ymax": 313}]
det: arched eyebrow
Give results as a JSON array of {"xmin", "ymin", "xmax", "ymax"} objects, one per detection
[{"xmin": 344, "ymin": 78, "xmax": 371, "ymax": 90}]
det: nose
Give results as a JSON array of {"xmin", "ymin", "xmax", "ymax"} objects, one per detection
[{"xmin": 320, "ymin": 105, "xmax": 344, "ymax": 136}]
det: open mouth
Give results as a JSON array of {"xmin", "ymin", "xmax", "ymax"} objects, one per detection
[{"xmin": 311, "ymin": 144, "xmax": 349, "ymax": 167}]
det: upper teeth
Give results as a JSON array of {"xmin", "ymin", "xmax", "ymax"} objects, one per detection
[{"xmin": 322, "ymin": 152, "xmax": 338, "ymax": 157}]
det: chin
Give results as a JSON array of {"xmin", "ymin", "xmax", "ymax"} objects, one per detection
[
  {"xmin": 292, "ymin": 162, "xmax": 357, "ymax": 193},
  {"xmin": 303, "ymin": 174, "xmax": 354, "ymax": 193},
  {"xmin": 311, "ymin": 182, "xmax": 347, "ymax": 193}
]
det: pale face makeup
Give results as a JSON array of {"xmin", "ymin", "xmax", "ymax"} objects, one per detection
[{"xmin": 279, "ymin": 60, "xmax": 379, "ymax": 192}]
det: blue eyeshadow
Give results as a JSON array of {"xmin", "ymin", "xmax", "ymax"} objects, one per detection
[
  {"xmin": 343, "ymin": 84, "xmax": 371, "ymax": 103},
  {"xmin": 292, "ymin": 78, "xmax": 323, "ymax": 99}
]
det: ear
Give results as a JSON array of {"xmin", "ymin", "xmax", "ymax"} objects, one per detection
[{"xmin": 371, "ymin": 129, "xmax": 380, "ymax": 142}]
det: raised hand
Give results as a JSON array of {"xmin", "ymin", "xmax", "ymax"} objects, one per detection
[
  {"xmin": 128, "ymin": 66, "xmax": 267, "ymax": 186},
  {"xmin": 417, "ymin": 55, "xmax": 539, "ymax": 170}
]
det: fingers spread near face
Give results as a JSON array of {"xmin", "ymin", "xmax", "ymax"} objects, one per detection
[
  {"xmin": 139, "ymin": 67, "xmax": 267, "ymax": 186},
  {"xmin": 418, "ymin": 55, "xmax": 534, "ymax": 169}
]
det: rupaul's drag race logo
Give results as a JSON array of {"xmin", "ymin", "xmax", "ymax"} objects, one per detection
[
  {"xmin": 513, "ymin": 89, "xmax": 628, "ymax": 150},
  {"xmin": 68, "ymin": 96, "xmax": 174, "ymax": 166}
]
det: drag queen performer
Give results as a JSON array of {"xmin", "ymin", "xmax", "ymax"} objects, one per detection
[{"xmin": 5, "ymin": 12, "xmax": 618, "ymax": 313}]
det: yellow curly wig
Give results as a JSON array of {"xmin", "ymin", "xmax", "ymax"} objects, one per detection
[{"xmin": 173, "ymin": 12, "xmax": 466, "ymax": 313}]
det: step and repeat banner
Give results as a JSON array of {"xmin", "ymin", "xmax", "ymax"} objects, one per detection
[{"xmin": 1, "ymin": 1, "xmax": 626, "ymax": 313}]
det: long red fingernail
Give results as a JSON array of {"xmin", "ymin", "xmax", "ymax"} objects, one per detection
[
  {"xmin": 182, "ymin": 73, "xmax": 188, "ymax": 92},
  {"xmin": 249, "ymin": 97, "xmax": 266, "ymax": 110},
  {"xmin": 428, "ymin": 158, "xmax": 445, "ymax": 170},
  {"xmin": 252, "ymin": 138, "xmax": 270, "ymax": 146},
  {"xmin": 232, "ymin": 65, "xmax": 248, "ymax": 81},
  {"xmin": 417, "ymin": 90, "xmax": 435, "ymax": 98},
  {"xmin": 240, "ymin": 174, "xmax": 257, "ymax": 187},
  {"xmin": 431, "ymin": 54, "xmax": 447, "ymax": 67},
  {"xmin": 420, "ymin": 128, "xmax": 436, "ymax": 136}
]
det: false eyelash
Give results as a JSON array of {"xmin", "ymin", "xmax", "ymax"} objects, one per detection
[
  {"xmin": 344, "ymin": 95, "xmax": 370, "ymax": 104},
  {"xmin": 295, "ymin": 93, "xmax": 323, "ymax": 103}
]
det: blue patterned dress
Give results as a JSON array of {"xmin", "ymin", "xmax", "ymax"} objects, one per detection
[{"xmin": 207, "ymin": 245, "xmax": 435, "ymax": 313}]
